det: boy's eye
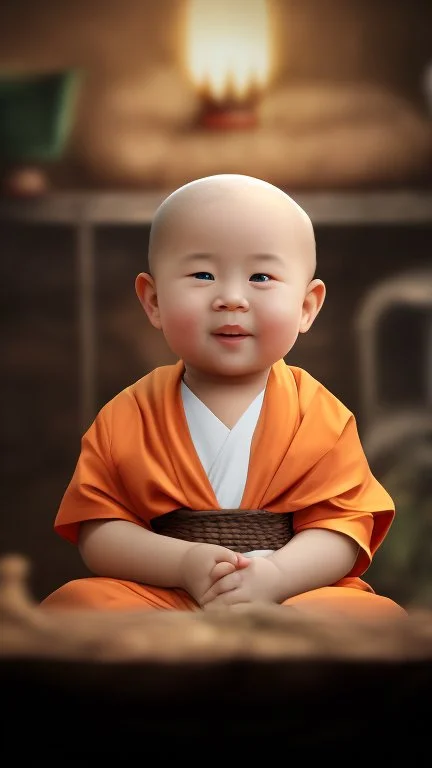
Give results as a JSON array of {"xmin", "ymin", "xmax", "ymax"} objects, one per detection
[
  {"xmin": 192, "ymin": 272, "xmax": 215, "ymax": 281},
  {"xmin": 250, "ymin": 273, "xmax": 271, "ymax": 282}
]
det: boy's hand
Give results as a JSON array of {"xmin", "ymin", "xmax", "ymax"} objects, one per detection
[
  {"xmin": 179, "ymin": 543, "xmax": 249, "ymax": 607},
  {"xmin": 200, "ymin": 556, "xmax": 284, "ymax": 610}
]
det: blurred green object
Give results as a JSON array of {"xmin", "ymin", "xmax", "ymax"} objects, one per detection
[
  {"xmin": 366, "ymin": 436, "xmax": 432, "ymax": 610},
  {"xmin": 0, "ymin": 70, "xmax": 80, "ymax": 162}
]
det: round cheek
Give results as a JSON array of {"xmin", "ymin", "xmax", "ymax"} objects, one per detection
[
  {"xmin": 168, "ymin": 311, "xmax": 197, "ymax": 335},
  {"xmin": 158, "ymin": 299, "xmax": 202, "ymax": 354},
  {"xmin": 256, "ymin": 298, "xmax": 301, "ymax": 337},
  {"xmin": 257, "ymin": 304, "xmax": 303, "ymax": 362}
]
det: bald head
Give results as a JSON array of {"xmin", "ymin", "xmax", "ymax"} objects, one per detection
[{"xmin": 148, "ymin": 174, "xmax": 316, "ymax": 279}]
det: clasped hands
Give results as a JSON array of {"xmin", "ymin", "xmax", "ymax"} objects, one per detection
[{"xmin": 180, "ymin": 542, "xmax": 285, "ymax": 611}]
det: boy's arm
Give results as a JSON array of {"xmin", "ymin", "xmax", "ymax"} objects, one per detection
[
  {"xmin": 268, "ymin": 528, "xmax": 359, "ymax": 597},
  {"xmin": 78, "ymin": 519, "xmax": 247, "ymax": 604},
  {"xmin": 200, "ymin": 528, "xmax": 359, "ymax": 607},
  {"xmin": 79, "ymin": 519, "xmax": 195, "ymax": 587}
]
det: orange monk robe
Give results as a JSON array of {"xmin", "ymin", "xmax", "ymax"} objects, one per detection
[{"xmin": 42, "ymin": 359, "xmax": 405, "ymax": 618}]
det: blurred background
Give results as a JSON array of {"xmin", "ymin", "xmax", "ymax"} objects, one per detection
[{"xmin": 1, "ymin": 0, "xmax": 431, "ymax": 607}]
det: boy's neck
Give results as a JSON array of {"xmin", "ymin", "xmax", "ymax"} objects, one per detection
[{"xmin": 182, "ymin": 367, "xmax": 270, "ymax": 429}]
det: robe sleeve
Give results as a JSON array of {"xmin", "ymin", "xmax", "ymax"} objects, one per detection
[
  {"xmin": 293, "ymin": 502, "xmax": 377, "ymax": 577},
  {"xmin": 54, "ymin": 402, "xmax": 148, "ymax": 545},
  {"xmin": 291, "ymin": 415, "xmax": 395, "ymax": 578}
]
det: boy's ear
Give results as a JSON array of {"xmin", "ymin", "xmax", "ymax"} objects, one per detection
[
  {"xmin": 135, "ymin": 272, "xmax": 162, "ymax": 329},
  {"xmin": 299, "ymin": 278, "xmax": 326, "ymax": 333}
]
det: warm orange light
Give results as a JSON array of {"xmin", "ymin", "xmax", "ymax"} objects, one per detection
[{"xmin": 185, "ymin": 0, "xmax": 271, "ymax": 103}]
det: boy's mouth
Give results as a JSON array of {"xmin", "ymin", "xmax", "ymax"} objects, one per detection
[{"xmin": 213, "ymin": 324, "xmax": 250, "ymax": 337}]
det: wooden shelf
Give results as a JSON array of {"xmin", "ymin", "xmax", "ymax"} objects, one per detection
[{"xmin": 1, "ymin": 189, "xmax": 431, "ymax": 225}]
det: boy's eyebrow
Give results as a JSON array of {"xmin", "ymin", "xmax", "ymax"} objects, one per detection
[
  {"xmin": 180, "ymin": 253, "xmax": 216, "ymax": 263},
  {"xmin": 180, "ymin": 253, "xmax": 286, "ymax": 263},
  {"xmin": 249, "ymin": 253, "xmax": 286, "ymax": 264}
]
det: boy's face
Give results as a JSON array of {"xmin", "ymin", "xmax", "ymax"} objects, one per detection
[{"xmin": 137, "ymin": 188, "xmax": 324, "ymax": 381}]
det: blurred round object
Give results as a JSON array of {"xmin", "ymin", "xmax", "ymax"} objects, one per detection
[
  {"xmin": 423, "ymin": 60, "xmax": 432, "ymax": 115},
  {"xmin": 1, "ymin": 166, "xmax": 50, "ymax": 197}
]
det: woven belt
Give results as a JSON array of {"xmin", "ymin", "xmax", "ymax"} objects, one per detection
[{"xmin": 150, "ymin": 508, "xmax": 294, "ymax": 553}]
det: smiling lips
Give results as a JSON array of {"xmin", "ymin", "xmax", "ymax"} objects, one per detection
[
  {"xmin": 212, "ymin": 324, "xmax": 251, "ymax": 345},
  {"xmin": 213, "ymin": 324, "xmax": 250, "ymax": 337}
]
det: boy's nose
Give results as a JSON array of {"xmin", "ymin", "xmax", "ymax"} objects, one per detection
[{"xmin": 212, "ymin": 293, "xmax": 249, "ymax": 311}]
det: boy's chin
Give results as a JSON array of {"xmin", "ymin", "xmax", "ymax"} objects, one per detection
[{"xmin": 189, "ymin": 363, "xmax": 271, "ymax": 380}]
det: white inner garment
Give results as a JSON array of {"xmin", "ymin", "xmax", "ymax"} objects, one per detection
[{"xmin": 181, "ymin": 380, "xmax": 274, "ymax": 557}]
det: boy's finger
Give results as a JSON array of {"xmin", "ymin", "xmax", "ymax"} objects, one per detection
[
  {"xmin": 215, "ymin": 549, "xmax": 239, "ymax": 567},
  {"xmin": 201, "ymin": 572, "xmax": 241, "ymax": 604},
  {"xmin": 210, "ymin": 561, "xmax": 236, "ymax": 583},
  {"xmin": 235, "ymin": 554, "xmax": 251, "ymax": 569}
]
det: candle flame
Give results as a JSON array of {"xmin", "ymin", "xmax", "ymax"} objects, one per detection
[{"xmin": 186, "ymin": 0, "xmax": 271, "ymax": 101}]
